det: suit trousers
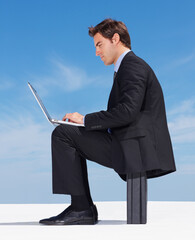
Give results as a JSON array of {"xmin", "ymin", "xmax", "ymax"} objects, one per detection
[{"xmin": 52, "ymin": 124, "xmax": 115, "ymax": 196}]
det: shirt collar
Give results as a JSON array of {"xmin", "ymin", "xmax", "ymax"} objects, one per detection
[{"xmin": 114, "ymin": 49, "xmax": 131, "ymax": 72}]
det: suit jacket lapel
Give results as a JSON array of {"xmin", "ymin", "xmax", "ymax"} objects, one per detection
[
  {"xmin": 107, "ymin": 51, "xmax": 135, "ymax": 111},
  {"xmin": 107, "ymin": 72, "xmax": 118, "ymax": 110}
]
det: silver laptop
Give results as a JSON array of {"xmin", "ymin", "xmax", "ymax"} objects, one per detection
[{"xmin": 28, "ymin": 82, "xmax": 84, "ymax": 127}]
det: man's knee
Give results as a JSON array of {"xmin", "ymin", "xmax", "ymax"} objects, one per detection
[
  {"xmin": 52, "ymin": 125, "xmax": 66, "ymax": 139},
  {"xmin": 52, "ymin": 124, "xmax": 80, "ymax": 149},
  {"xmin": 52, "ymin": 124, "xmax": 76, "ymax": 140}
]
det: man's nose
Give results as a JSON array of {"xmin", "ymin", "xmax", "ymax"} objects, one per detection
[{"xmin": 96, "ymin": 49, "xmax": 100, "ymax": 56}]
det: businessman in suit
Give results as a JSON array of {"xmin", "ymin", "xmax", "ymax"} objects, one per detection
[{"xmin": 39, "ymin": 18, "xmax": 176, "ymax": 225}]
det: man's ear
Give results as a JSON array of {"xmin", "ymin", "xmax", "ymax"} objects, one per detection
[{"xmin": 112, "ymin": 33, "xmax": 120, "ymax": 45}]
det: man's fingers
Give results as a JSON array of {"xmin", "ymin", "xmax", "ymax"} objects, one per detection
[
  {"xmin": 62, "ymin": 113, "xmax": 69, "ymax": 121},
  {"xmin": 62, "ymin": 113, "xmax": 73, "ymax": 122},
  {"xmin": 62, "ymin": 112, "xmax": 83, "ymax": 124}
]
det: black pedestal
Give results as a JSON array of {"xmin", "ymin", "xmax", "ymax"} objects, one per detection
[{"xmin": 127, "ymin": 172, "xmax": 147, "ymax": 224}]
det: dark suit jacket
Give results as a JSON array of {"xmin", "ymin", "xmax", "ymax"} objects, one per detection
[{"xmin": 85, "ymin": 51, "xmax": 176, "ymax": 179}]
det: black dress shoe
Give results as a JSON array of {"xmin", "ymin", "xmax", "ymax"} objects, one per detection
[{"xmin": 39, "ymin": 204, "xmax": 98, "ymax": 225}]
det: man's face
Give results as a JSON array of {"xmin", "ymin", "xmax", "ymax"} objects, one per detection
[{"xmin": 94, "ymin": 33, "xmax": 117, "ymax": 65}]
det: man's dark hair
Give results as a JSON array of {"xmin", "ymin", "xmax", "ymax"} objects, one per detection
[{"xmin": 88, "ymin": 18, "xmax": 131, "ymax": 49}]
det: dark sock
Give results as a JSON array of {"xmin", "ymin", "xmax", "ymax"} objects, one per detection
[
  {"xmin": 71, "ymin": 195, "xmax": 93, "ymax": 211},
  {"xmin": 71, "ymin": 157, "xmax": 94, "ymax": 211}
]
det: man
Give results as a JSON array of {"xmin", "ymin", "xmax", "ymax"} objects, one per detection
[{"xmin": 39, "ymin": 19, "xmax": 176, "ymax": 225}]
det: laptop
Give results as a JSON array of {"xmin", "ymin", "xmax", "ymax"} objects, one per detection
[{"xmin": 28, "ymin": 82, "xmax": 84, "ymax": 127}]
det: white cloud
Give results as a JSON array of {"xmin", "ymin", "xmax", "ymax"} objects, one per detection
[
  {"xmin": 168, "ymin": 98, "xmax": 195, "ymax": 115},
  {"xmin": 30, "ymin": 59, "xmax": 93, "ymax": 94},
  {"xmin": 167, "ymin": 98, "xmax": 195, "ymax": 143},
  {"xmin": 171, "ymin": 54, "xmax": 195, "ymax": 67},
  {"xmin": 0, "ymin": 80, "xmax": 14, "ymax": 91},
  {"xmin": 156, "ymin": 52, "xmax": 195, "ymax": 77},
  {"xmin": 0, "ymin": 113, "xmax": 52, "ymax": 163},
  {"xmin": 0, "ymin": 110, "xmax": 61, "ymax": 203},
  {"xmin": 176, "ymin": 163, "xmax": 195, "ymax": 175},
  {"xmin": 170, "ymin": 129, "xmax": 195, "ymax": 143},
  {"xmin": 52, "ymin": 59, "xmax": 91, "ymax": 91},
  {"xmin": 29, "ymin": 57, "xmax": 111, "ymax": 96},
  {"xmin": 163, "ymin": 52, "xmax": 195, "ymax": 72},
  {"xmin": 168, "ymin": 115, "xmax": 195, "ymax": 132}
]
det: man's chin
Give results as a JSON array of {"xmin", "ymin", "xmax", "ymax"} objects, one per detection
[{"xmin": 103, "ymin": 61, "xmax": 112, "ymax": 66}]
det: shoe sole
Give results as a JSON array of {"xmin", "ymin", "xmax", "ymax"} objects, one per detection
[{"xmin": 39, "ymin": 219, "xmax": 98, "ymax": 225}]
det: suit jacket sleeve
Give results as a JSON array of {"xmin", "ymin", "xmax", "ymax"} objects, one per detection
[{"xmin": 85, "ymin": 59, "xmax": 148, "ymax": 131}]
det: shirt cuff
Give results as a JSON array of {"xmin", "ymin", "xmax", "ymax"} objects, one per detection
[{"xmin": 83, "ymin": 116, "xmax": 85, "ymax": 126}]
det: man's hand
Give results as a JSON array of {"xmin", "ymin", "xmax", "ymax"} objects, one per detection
[{"xmin": 62, "ymin": 112, "xmax": 84, "ymax": 124}]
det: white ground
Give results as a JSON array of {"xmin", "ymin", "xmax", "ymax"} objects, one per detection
[{"xmin": 0, "ymin": 201, "xmax": 194, "ymax": 240}]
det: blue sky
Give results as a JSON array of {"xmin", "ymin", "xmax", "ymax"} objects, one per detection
[{"xmin": 0, "ymin": 0, "xmax": 195, "ymax": 203}]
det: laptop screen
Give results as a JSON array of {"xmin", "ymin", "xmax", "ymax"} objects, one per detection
[{"xmin": 28, "ymin": 82, "xmax": 52, "ymax": 122}]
